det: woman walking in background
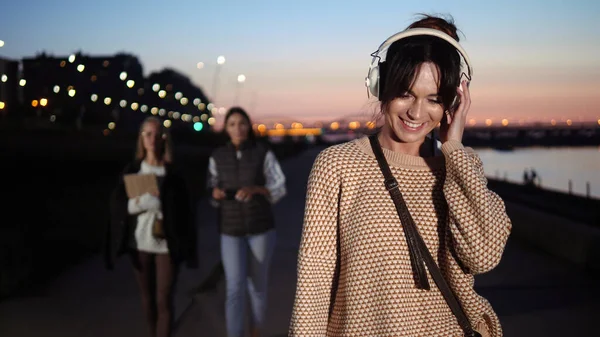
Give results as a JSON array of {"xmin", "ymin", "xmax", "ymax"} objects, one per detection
[
  {"xmin": 106, "ymin": 116, "xmax": 197, "ymax": 337},
  {"xmin": 208, "ymin": 107, "xmax": 286, "ymax": 337},
  {"xmin": 289, "ymin": 15, "xmax": 511, "ymax": 337}
]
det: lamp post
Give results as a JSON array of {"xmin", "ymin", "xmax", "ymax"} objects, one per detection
[
  {"xmin": 234, "ymin": 74, "xmax": 246, "ymax": 106},
  {"xmin": 249, "ymin": 90, "xmax": 258, "ymax": 114},
  {"xmin": 0, "ymin": 40, "xmax": 6, "ymax": 117},
  {"xmin": 211, "ymin": 55, "xmax": 226, "ymax": 105}
]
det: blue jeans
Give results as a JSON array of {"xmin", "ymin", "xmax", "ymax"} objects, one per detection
[{"xmin": 221, "ymin": 229, "xmax": 276, "ymax": 337}]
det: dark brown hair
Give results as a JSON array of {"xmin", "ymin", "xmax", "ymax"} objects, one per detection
[
  {"xmin": 379, "ymin": 14, "xmax": 463, "ymax": 113},
  {"xmin": 407, "ymin": 14, "xmax": 460, "ymax": 41},
  {"xmin": 223, "ymin": 106, "xmax": 256, "ymax": 142}
]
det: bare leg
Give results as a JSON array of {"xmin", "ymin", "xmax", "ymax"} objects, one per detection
[
  {"xmin": 155, "ymin": 254, "xmax": 178, "ymax": 337},
  {"xmin": 132, "ymin": 251, "xmax": 157, "ymax": 337}
]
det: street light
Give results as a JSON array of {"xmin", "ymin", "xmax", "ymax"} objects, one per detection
[
  {"xmin": 212, "ymin": 55, "xmax": 226, "ymax": 104},
  {"xmin": 0, "ymin": 40, "xmax": 4, "ymax": 48},
  {"xmin": 234, "ymin": 74, "xmax": 246, "ymax": 105},
  {"xmin": 249, "ymin": 91, "xmax": 258, "ymax": 114}
]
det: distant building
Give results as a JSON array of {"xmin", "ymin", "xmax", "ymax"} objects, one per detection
[
  {"xmin": 21, "ymin": 52, "xmax": 145, "ymax": 129},
  {"xmin": 18, "ymin": 52, "xmax": 212, "ymax": 132},
  {"xmin": 0, "ymin": 57, "xmax": 19, "ymax": 118}
]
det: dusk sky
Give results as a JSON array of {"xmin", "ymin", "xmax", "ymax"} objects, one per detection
[{"xmin": 1, "ymin": 0, "xmax": 599, "ymax": 125}]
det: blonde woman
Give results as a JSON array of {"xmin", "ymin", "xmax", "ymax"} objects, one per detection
[{"xmin": 106, "ymin": 117, "xmax": 197, "ymax": 337}]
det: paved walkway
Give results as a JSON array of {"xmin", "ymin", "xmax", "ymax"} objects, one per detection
[{"xmin": 0, "ymin": 147, "xmax": 598, "ymax": 337}]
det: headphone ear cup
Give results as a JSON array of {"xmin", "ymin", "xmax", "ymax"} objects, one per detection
[{"xmin": 367, "ymin": 65, "xmax": 380, "ymax": 98}]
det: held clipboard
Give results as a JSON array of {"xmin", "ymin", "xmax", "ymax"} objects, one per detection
[{"xmin": 123, "ymin": 174, "xmax": 159, "ymax": 198}]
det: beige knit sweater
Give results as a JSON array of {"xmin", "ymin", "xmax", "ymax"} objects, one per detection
[{"xmin": 289, "ymin": 137, "xmax": 512, "ymax": 337}]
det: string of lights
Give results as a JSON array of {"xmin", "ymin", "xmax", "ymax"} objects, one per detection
[{"xmin": 9, "ymin": 52, "xmax": 222, "ymax": 133}]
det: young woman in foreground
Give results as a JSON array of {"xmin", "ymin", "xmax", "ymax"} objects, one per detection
[{"xmin": 289, "ymin": 15, "xmax": 511, "ymax": 337}]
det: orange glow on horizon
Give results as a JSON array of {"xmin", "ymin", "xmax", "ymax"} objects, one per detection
[{"xmin": 264, "ymin": 128, "xmax": 322, "ymax": 137}]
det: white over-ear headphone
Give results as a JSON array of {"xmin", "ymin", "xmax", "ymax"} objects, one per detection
[{"xmin": 365, "ymin": 27, "xmax": 473, "ymax": 100}]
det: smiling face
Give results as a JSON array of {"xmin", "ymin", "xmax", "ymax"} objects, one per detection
[{"xmin": 381, "ymin": 62, "xmax": 445, "ymax": 149}]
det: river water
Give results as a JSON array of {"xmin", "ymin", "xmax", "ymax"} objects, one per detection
[{"xmin": 475, "ymin": 146, "xmax": 600, "ymax": 198}]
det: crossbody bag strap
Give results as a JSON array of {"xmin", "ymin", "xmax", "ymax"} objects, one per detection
[
  {"xmin": 368, "ymin": 135, "xmax": 430, "ymax": 291},
  {"xmin": 368, "ymin": 134, "xmax": 479, "ymax": 337}
]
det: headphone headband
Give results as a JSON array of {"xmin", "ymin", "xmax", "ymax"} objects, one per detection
[{"xmin": 366, "ymin": 27, "xmax": 473, "ymax": 99}]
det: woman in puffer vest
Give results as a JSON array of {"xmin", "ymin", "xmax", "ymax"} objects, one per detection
[{"xmin": 208, "ymin": 107, "xmax": 286, "ymax": 337}]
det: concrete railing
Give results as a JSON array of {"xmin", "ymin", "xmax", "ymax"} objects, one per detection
[
  {"xmin": 488, "ymin": 179, "xmax": 600, "ymax": 274},
  {"xmin": 505, "ymin": 201, "xmax": 600, "ymax": 274}
]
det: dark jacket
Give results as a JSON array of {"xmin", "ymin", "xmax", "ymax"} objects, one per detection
[
  {"xmin": 212, "ymin": 140, "xmax": 275, "ymax": 236},
  {"xmin": 105, "ymin": 160, "xmax": 198, "ymax": 269}
]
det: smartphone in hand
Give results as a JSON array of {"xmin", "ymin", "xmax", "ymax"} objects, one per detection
[{"xmin": 225, "ymin": 189, "xmax": 237, "ymax": 200}]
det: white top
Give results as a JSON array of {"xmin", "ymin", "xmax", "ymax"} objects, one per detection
[
  {"xmin": 127, "ymin": 161, "xmax": 168, "ymax": 254},
  {"xmin": 208, "ymin": 149, "xmax": 287, "ymax": 206}
]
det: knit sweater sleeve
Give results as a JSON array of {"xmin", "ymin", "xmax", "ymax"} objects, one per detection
[
  {"xmin": 442, "ymin": 140, "xmax": 512, "ymax": 274},
  {"xmin": 289, "ymin": 149, "xmax": 341, "ymax": 336}
]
